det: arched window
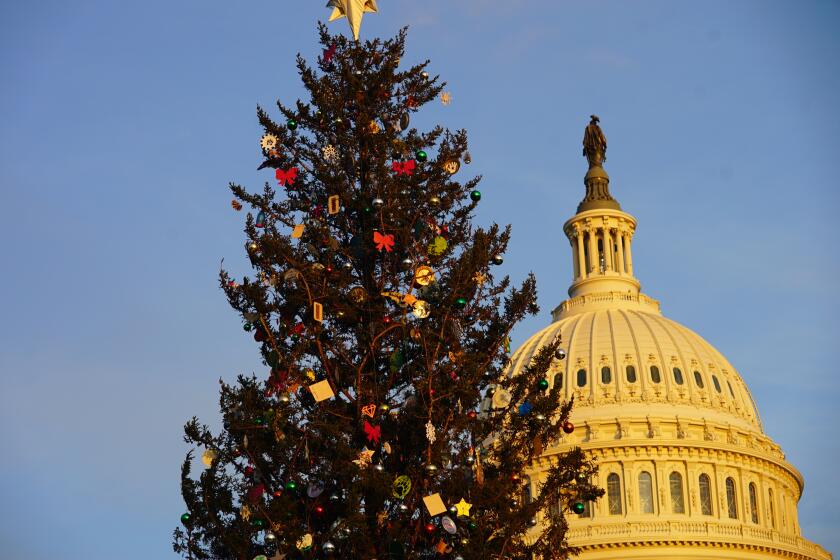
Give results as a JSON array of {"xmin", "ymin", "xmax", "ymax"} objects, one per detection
[
  {"xmin": 650, "ymin": 365, "xmax": 661, "ymax": 383},
  {"xmin": 607, "ymin": 473, "xmax": 622, "ymax": 515},
  {"xmin": 725, "ymin": 477, "xmax": 738, "ymax": 519},
  {"xmin": 699, "ymin": 474, "xmax": 713, "ymax": 516},
  {"xmin": 638, "ymin": 472, "xmax": 654, "ymax": 514},
  {"xmin": 694, "ymin": 371, "xmax": 705, "ymax": 389},
  {"xmin": 727, "ymin": 380, "xmax": 735, "ymax": 398},
  {"xmin": 556, "ymin": 372, "xmax": 563, "ymax": 388},
  {"xmin": 669, "ymin": 472, "xmax": 685, "ymax": 514},
  {"xmin": 577, "ymin": 369, "xmax": 587, "ymax": 387},
  {"xmin": 749, "ymin": 482, "xmax": 759, "ymax": 523},
  {"xmin": 601, "ymin": 366, "xmax": 612, "ymax": 384},
  {"xmin": 673, "ymin": 367, "xmax": 684, "ymax": 385},
  {"xmin": 712, "ymin": 375, "xmax": 722, "ymax": 393},
  {"xmin": 625, "ymin": 365, "xmax": 637, "ymax": 383},
  {"xmin": 768, "ymin": 488, "xmax": 776, "ymax": 529}
]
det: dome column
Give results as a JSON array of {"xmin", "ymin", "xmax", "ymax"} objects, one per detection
[
  {"xmin": 601, "ymin": 222, "xmax": 613, "ymax": 272},
  {"xmin": 624, "ymin": 231, "xmax": 634, "ymax": 276},
  {"xmin": 615, "ymin": 226, "xmax": 626, "ymax": 274},
  {"xmin": 575, "ymin": 225, "xmax": 587, "ymax": 280},
  {"xmin": 587, "ymin": 224, "xmax": 598, "ymax": 274}
]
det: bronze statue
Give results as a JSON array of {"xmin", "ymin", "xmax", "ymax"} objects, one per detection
[{"xmin": 583, "ymin": 114, "xmax": 607, "ymax": 168}]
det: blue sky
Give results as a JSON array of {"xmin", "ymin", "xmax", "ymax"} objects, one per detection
[{"xmin": 1, "ymin": 1, "xmax": 838, "ymax": 558}]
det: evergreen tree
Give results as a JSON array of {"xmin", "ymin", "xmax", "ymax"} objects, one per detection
[{"xmin": 174, "ymin": 26, "xmax": 603, "ymax": 560}]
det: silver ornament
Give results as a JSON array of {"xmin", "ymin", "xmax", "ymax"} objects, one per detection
[
  {"xmin": 372, "ymin": 197, "xmax": 385, "ymax": 209},
  {"xmin": 555, "ymin": 347, "xmax": 567, "ymax": 360},
  {"xmin": 323, "ymin": 541, "xmax": 336, "ymax": 552}
]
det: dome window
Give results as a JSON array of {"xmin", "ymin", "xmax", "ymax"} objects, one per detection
[
  {"xmin": 601, "ymin": 366, "xmax": 612, "ymax": 384},
  {"xmin": 576, "ymin": 369, "xmax": 587, "ymax": 387},
  {"xmin": 555, "ymin": 372, "xmax": 563, "ymax": 388},
  {"xmin": 699, "ymin": 474, "xmax": 713, "ymax": 515},
  {"xmin": 712, "ymin": 375, "xmax": 722, "ymax": 393},
  {"xmin": 727, "ymin": 380, "xmax": 735, "ymax": 398},
  {"xmin": 625, "ymin": 365, "xmax": 637, "ymax": 383},
  {"xmin": 638, "ymin": 471, "xmax": 655, "ymax": 514},
  {"xmin": 725, "ymin": 477, "xmax": 738, "ymax": 519},
  {"xmin": 693, "ymin": 371, "xmax": 705, "ymax": 389},
  {"xmin": 607, "ymin": 473, "xmax": 622, "ymax": 515},
  {"xmin": 768, "ymin": 488, "xmax": 776, "ymax": 528},
  {"xmin": 669, "ymin": 472, "xmax": 685, "ymax": 514},
  {"xmin": 650, "ymin": 365, "xmax": 661, "ymax": 383},
  {"xmin": 749, "ymin": 482, "xmax": 759, "ymax": 523},
  {"xmin": 673, "ymin": 367, "xmax": 684, "ymax": 385}
]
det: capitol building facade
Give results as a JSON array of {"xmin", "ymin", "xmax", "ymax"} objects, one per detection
[{"xmin": 515, "ymin": 118, "xmax": 832, "ymax": 559}]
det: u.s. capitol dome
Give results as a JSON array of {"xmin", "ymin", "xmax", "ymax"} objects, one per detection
[{"xmin": 513, "ymin": 117, "xmax": 831, "ymax": 560}]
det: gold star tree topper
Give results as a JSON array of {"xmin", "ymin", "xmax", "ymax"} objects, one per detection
[{"xmin": 327, "ymin": 0, "xmax": 379, "ymax": 41}]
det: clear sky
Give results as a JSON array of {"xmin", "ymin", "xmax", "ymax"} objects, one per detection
[{"xmin": 1, "ymin": 1, "xmax": 838, "ymax": 558}]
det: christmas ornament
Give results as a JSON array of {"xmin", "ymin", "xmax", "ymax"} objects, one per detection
[
  {"xmin": 428, "ymin": 236, "xmax": 448, "ymax": 256},
  {"xmin": 322, "ymin": 542, "xmax": 336, "ymax": 553},
  {"xmin": 454, "ymin": 297, "xmax": 467, "ymax": 309},
  {"xmin": 260, "ymin": 133, "xmax": 278, "ymax": 152},
  {"xmin": 309, "ymin": 379, "xmax": 335, "ymax": 402},
  {"xmin": 363, "ymin": 420, "xmax": 381, "ymax": 443},
  {"xmin": 425, "ymin": 420, "xmax": 436, "ymax": 443},
  {"xmin": 470, "ymin": 190, "xmax": 481, "ymax": 202},
  {"xmin": 180, "ymin": 512, "xmax": 191, "ymax": 525},
  {"xmin": 571, "ymin": 501, "xmax": 585, "ymax": 514},
  {"xmin": 429, "ymin": 195, "xmax": 441, "ymax": 206},
  {"xmin": 412, "ymin": 300, "xmax": 430, "ymax": 318},
  {"xmin": 391, "ymin": 159, "xmax": 415, "ymax": 175},
  {"xmin": 442, "ymin": 159, "xmax": 460, "ymax": 174},
  {"xmin": 373, "ymin": 231, "xmax": 395, "ymax": 252},
  {"xmin": 491, "ymin": 388, "xmax": 512, "ymax": 409},
  {"xmin": 538, "ymin": 378, "xmax": 550, "ymax": 390},
  {"xmin": 464, "ymin": 152, "xmax": 472, "ymax": 164},
  {"xmin": 328, "ymin": 194, "xmax": 340, "ymax": 214},
  {"xmin": 555, "ymin": 347, "xmax": 567, "ymax": 360},
  {"xmin": 473, "ymin": 272, "xmax": 487, "ymax": 285},
  {"xmin": 349, "ymin": 286, "xmax": 368, "ymax": 304},
  {"xmin": 562, "ymin": 420, "xmax": 575, "ymax": 434},
  {"xmin": 296, "ymin": 533, "xmax": 313, "ymax": 550},
  {"xmin": 256, "ymin": 211, "xmax": 266, "ymax": 228},
  {"xmin": 491, "ymin": 254, "xmax": 504, "ymax": 265},
  {"xmin": 322, "ymin": 144, "xmax": 338, "ymax": 162},
  {"xmin": 201, "ymin": 449, "xmax": 217, "ymax": 467},
  {"xmin": 518, "ymin": 402, "xmax": 533, "ymax": 416},
  {"xmin": 367, "ymin": 120, "xmax": 381, "ymax": 134},
  {"xmin": 441, "ymin": 516, "xmax": 457, "ymax": 534},
  {"xmin": 327, "ymin": 0, "xmax": 379, "ymax": 41},
  {"xmin": 423, "ymin": 493, "xmax": 447, "ymax": 516},
  {"xmin": 313, "ymin": 302, "xmax": 324, "ymax": 322},
  {"xmin": 454, "ymin": 498, "xmax": 472, "ymax": 517},
  {"xmin": 415, "ymin": 149, "xmax": 427, "ymax": 162},
  {"xmin": 231, "ymin": 199, "xmax": 242, "ymax": 211},
  {"xmin": 372, "ymin": 197, "xmax": 385, "ymax": 209},
  {"xmin": 286, "ymin": 118, "xmax": 297, "ymax": 130},
  {"xmin": 275, "ymin": 167, "xmax": 298, "ymax": 186},
  {"xmin": 414, "ymin": 265, "xmax": 435, "ymax": 286},
  {"xmin": 322, "ymin": 43, "xmax": 337, "ymax": 63},
  {"xmin": 440, "ymin": 91, "xmax": 452, "ymax": 106},
  {"xmin": 399, "ymin": 112, "xmax": 410, "ymax": 130},
  {"xmin": 354, "ymin": 447, "xmax": 375, "ymax": 468},
  {"xmin": 393, "ymin": 475, "xmax": 412, "ymax": 499},
  {"xmin": 291, "ymin": 224, "xmax": 304, "ymax": 238},
  {"xmin": 361, "ymin": 403, "xmax": 376, "ymax": 418},
  {"xmin": 307, "ymin": 482, "xmax": 325, "ymax": 498}
]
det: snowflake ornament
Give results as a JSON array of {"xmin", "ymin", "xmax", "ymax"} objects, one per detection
[
  {"xmin": 260, "ymin": 133, "xmax": 279, "ymax": 152},
  {"xmin": 440, "ymin": 91, "xmax": 452, "ymax": 106},
  {"xmin": 322, "ymin": 144, "xmax": 338, "ymax": 162},
  {"xmin": 425, "ymin": 420, "xmax": 436, "ymax": 443}
]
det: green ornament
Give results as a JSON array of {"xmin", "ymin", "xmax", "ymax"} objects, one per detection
[
  {"xmin": 285, "ymin": 480, "xmax": 298, "ymax": 491},
  {"xmin": 470, "ymin": 190, "xmax": 481, "ymax": 202},
  {"xmin": 415, "ymin": 150, "xmax": 427, "ymax": 162},
  {"xmin": 538, "ymin": 378, "xmax": 550, "ymax": 390},
  {"xmin": 180, "ymin": 512, "xmax": 192, "ymax": 525},
  {"xmin": 286, "ymin": 118, "xmax": 298, "ymax": 130},
  {"xmin": 467, "ymin": 520, "xmax": 477, "ymax": 531},
  {"xmin": 572, "ymin": 501, "xmax": 585, "ymax": 514},
  {"xmin": 243, "ymin": 323, "xmax": 252, "ymax": 332},
  {"xmin": 254, "ymin": 416, "xmax": 265, "ymax": 426},
  {"xmin": 454, "ymin": 297, "xmax": 467, "ymax": 309},
  {"xmin": 251, "ymin": 518, "xmax": 265, "ymax": 529}
]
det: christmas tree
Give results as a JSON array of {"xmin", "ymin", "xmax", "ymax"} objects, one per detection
[{"xmin": 174, "ymin": 25, "xmax": 603, "ymax": 560}]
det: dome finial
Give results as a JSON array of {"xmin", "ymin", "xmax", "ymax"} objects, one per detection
[
  {"xmin": 578, "ymin": 115, "xmax": 620, "ymax": 212},
  {"xmin": 583, "ymin": 115, "xmax": 607, "ymax": 168}
]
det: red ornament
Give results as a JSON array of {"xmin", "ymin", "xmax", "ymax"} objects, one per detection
[
  {"xmin": 254, "ymin": 329, "xmax": 266, "ymax": 342},
  {"xmin": 273, "ymin": 489, "xmax": 283, "ymax": 498},
  {"xmin": 383, "ymin": 315, "xmax": 392, "ymax": 324},
  {"xmin": 562, "ymin": 421, "xmax": 575, "ymax": 434},
  {"xmin": 314, "ymin": 504, "xmax": 325, "ymax": 516},
  {"xmin": 424, "ymin": 522, "xmax": 436, "ymax": 534},
  {"xmin": 247, "ymin": 484, "xmax": 266, "ymax": 502},
  {"xmin": 244, "ymin": 466, "xmax": 255, "ymax": 476},
  {"xmin": 467, "ymin": 410, "xmax": 477, "ymax": 420}
]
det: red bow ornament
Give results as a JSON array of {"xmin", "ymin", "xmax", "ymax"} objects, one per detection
[
  {"xmin": 323, "ymin": 43, "xmax": 337, "ymax": 63},
  {"xmin": 373, "ymin": 231, "xmax": 395, "ymax": 252},
  {"xmin": 275, "ymin": 167, "xmax": 299, "ymax": 186},
  {"xmin": 363, "ymin": 421, "xmax": 381, "ymax": 444},
  {"xmin": 391, "ymin": 160, "xmax": 415, "ymax": 176}
]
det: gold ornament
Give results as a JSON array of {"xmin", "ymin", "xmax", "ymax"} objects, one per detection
[
  {"xmin": 473, "ymin": 272, "xmax": 487, "ymax": 285},
  {"xmin": 443, "ymin": 159, "xmax": 460, "ymax": 175},
  {"xmin": 414, "ymin": 265, "xmax": 435, "ymax": 286},
  {"xmin": 354, "ymin": 447, "xmax": 375, "ymax": 468},
  {"xmin": 240, "ymin": 504, "xmax": 252, "ymax": 520},
  {"xmin": 201, "ymin": 449, "xmax": 217, "ymax": 468},
  {"xmin": 454, "ymin": 498, "xmax": 472, "ymax": 517},
  {"xmin": 440, "ymin": 91, "xmax": 452, "ymax": 106},
  {"xmin": 349, "ymin": 286, "xmax": 368, "ymax": 304},
  {"xmin": 428, "ymin": 236, "xmax": 448, "ymax": 256},
  {"xmin": 327, "ymin": 0, "xmax": 379, "ymax": 41},
  {"xmin": 367, "ymin": 120, "xmax": 381, "ymax": 134},
  {"xmin": 260, "ymin": 133, "xmax": 279, "ymax": 152},
  {"xmin": 296, "ymin": 533, "xmax": 313, "ymax": 550},
  {"xmin": 231, "ymin": 199, "xmax": 242, "ymax": 211},
  {"xmin": 412, "ymin": 300, "xmax": 430, "ymax": 319},
  {"xmin": 322, "ymin": 144, "xmax": 338, "ymax": 162}
]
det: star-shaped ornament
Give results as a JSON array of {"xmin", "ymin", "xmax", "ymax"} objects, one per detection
[
  {"xmin": 327, "ymin": 0, "xmax": 379, "ymax": 41},
  {"xmin": 354, "ymin": 447, "xmax": 375, "ymax": 468},
  {"xmin": 454, "ymin": 498, "xmax": 472, "ymax": 517},
  {"xmin": 473, "ymin": 271, "xmax": 487, "ymax": 285}
]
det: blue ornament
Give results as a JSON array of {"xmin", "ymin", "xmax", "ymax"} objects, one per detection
[{"xmin": 518, "ymin": 402, "xmax": 533, "ymax": 416}]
